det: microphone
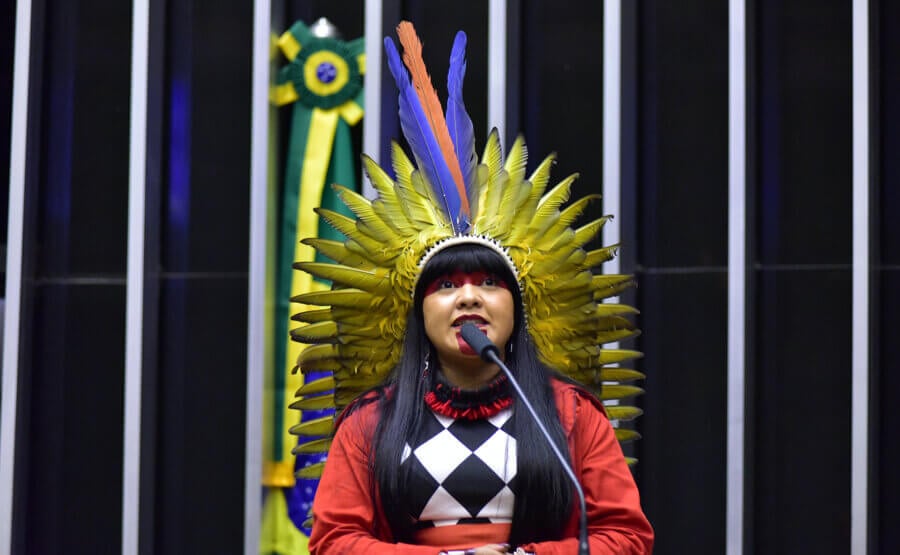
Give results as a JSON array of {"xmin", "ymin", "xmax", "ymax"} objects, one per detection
[{"xmin": 460, "ymin": 323, "xmax": 590, "ymax": 555}]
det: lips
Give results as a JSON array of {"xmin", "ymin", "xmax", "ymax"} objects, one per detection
[{"xmin": 452, "ymin": 314, "xmax": 487, "ymax": 327}]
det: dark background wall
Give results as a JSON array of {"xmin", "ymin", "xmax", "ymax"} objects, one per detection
[{"xmin": 2, "ymin": 0, "xmax": 896, "ymax": 554}]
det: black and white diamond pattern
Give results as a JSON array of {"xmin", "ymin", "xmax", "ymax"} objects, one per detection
[{"xmin": 401, "ymin": 408, "xmax": 517, "ymax": 527}]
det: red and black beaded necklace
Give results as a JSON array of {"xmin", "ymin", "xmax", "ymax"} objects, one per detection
[{"xmin": 424, "ymin": 368, "xmax": 513, "ymax": 420}]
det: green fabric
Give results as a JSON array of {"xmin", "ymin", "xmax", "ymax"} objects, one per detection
[{"xmin": 273, "ymin": 110, "xmax": 356, "ymax": 462}]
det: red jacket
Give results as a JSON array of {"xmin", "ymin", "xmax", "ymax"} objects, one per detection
[{"xmin": 309, "ymin": 379, "xmax": 654, "ymax": 554}]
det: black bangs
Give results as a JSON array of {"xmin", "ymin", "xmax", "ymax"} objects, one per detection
[{"xmin": 415, "ymin": 244, "xmax": 518, "ymax": 301}]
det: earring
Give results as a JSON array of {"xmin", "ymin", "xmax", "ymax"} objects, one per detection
[{"xmin": 422, "ymin": 351, "xmax": 431, "ymax": 379}]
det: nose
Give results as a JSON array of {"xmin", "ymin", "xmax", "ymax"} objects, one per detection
[{"xmin": 455, "ymin": 283, "xmax": 482, "ymax": 308}]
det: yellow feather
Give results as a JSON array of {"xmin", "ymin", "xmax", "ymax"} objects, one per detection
[
  {"xmin": 290, "ymin": 395, "xmax": 335, "ymax": 412},
  {"xmin": 333, "ymin": 185, "xmax": 401, "ymax": 247},
  {"xmin": 294, "ymin": 262, "xmax": 392, "ymax": 294},
  {"xmin": 315, "ymin": 208, "xmax": 394, "ymax": 263},
  {"xmin": 526, "ymin": 245, "xmax": 582, "ymax": 277},
  {"xmin": 604, "ymin": 406, "xmax": 644, "ymax": 421},
  {"xmin": 290, "ymin": 321, "xmax": 338, "ymax": 343},
  {"xmin": 410, "ymin": 170, "xmax": 442, "ymax": 214},
  {"xmin": 494, "ymin": 179, "xmax": 532, "ymax": 238},
  {"xmin": 595, "ymin": 303, "xmax": 640, "ymax": 317},
  {"xmin": 474, "ymin": 131, "xmax": 503, "ymax": 230},
  {"xmin": 570, "ymin": 218, "xmax": 608, "ymax": 249},
  {"xmin": 507, "ymin": 153, "xmax": 557, "ymax": 243},
  {"xmin": 291, "ymin": 307, "xmax": 332, "ymax": 323},
  {"xmin": 537, "ymin": 228, "xmax": 575, "ymax": 253},
  {"xmin": 527, "ymin": 174, "xmax": 577, "ymax": 237},
  {"xmin": 291, "ymin": 288, "xmax": 373, "ymax": 308},
  {"xmin": 503, "ymin": 134, "xmax": 528, "ymax": 188},
  {"xmin": 598, "ymin": 349, "xmax": 643, "ymax": 365},
  {"xmin": 301, "ymin": 238, "xmax": 374, "ymax": 269},
  {"xmin": 584, "ymin": 245, "xmax": 620, "ymax": 267},
  {"xmin": 391, "ymin": 142, "xmax": 415, "ymax": 192},
  {"xmin": 296, "ymin": 462, "xmax": 325, "ymax": 479},
  {"xmin": 297, "ymin": 343, "xmax": 339, "ymax": 363},
  {"xmin": 613, "ymin": 429, "xmax": 642, "ymax": 443},
  {"xmin": 290, "ymin": 415, "xmax": 335, "ymax": 437},
  {"xmin": 296, "ymin": 377, "xmax": 335, "ymax": 395},
  {"xmin": 362, "ymin": 154, "xmax": 397, "ymax": 199},
  {"xmin": 541, "ymin": 194, "xmax": 601, "ymax": 242},
  {"xmin": 292, "ymin": 437, "xmax": 332, "ymax": 454},
  {"xmin": 294, "ymin": 358, "xmax": 341, "ymax": 374},
  {"xmin": 600, "ymin": 384, "xmax": 645, "ymax": 400},
  {"xmin": 528, "ymin": 152, "xmax": 556, "ymax": 193},
  {"xmin": 477, "ymin": 170, "xmax": 509, "ymax": 236},
  {"xmin": 593, "ymin": 314, "xmax": 637, "ymax": 331},
  {"xmin": 467, "ymin": 164, "xmax": 489, "ymax": 218},
  {"xmin": 596, "ymin": 327, "xmax": 640, "ymax": 344},
  {"xmin": 599, "ymin": 368, "xmax": 646, "ymax": 381},
  {"xmin": 591, "ymin": 274, "xmax": 636, "ymax": 300},
  {"xmin": 395, "ymin": 172, "xmax": 442, "ymax": 228}
]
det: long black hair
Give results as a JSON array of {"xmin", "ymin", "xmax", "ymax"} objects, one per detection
[{"xmin": 350, "ymin": 244, "xmax": 574, "ymax": 545}]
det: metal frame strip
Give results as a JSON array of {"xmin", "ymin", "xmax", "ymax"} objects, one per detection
[
  {"xmin": 851, "ymin": 1, "xmax": 870, "ymax": 553},
  {"xmin": 727, "ymin": 1, "xmax": 747, "ymax": 553},
  {"xmin": 1, "ymin": 1, "xmax": 34, "ymax": 552}
]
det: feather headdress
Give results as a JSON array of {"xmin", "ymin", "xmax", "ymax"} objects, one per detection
[{"xmin": 290, "ymin": 22, "xmax": 644, "ymax": 470}]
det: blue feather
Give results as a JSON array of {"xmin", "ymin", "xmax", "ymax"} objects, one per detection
[
  {"xmin": 445, "ymin": 32, "xmax": 477, "ymax": 206},
  {"xmin": 383, "ymin": 37, "xmax": 466, "ymax": 233}
]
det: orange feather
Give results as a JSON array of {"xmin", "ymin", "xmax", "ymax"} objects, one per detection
[{"xmin": 396, "ymin": 21, "xmax": 470, "ymax": 215}]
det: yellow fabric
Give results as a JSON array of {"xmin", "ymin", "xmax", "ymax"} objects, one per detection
[
  {"xmin": 264, "ymin": 460, "xmax": 297, "ymax": 488},
  {"xmin": 356, "ymin": 53, "xmax": 366, "ymax": 75},
  {"xmin": 281, "ymin": 107, "xmax": 340, "ymax": 459},
  {"xmin": 259, "ymin": 487, "xmax": 309, "ymax": 554},
  {"xmin": 271, "ymin": 82, "xmax": 299, "ymax": 107},
  {"xmin": 278, "ymin": 31, "xmax": 302, "ymax": 62},
  {"xmin": 337, "ymin": 100, "xmax": 364, "ymax": 126}
]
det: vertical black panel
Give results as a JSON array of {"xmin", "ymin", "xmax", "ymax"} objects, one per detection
[
  {"xmin": 156, "ymin": 277, "xmax": 248, "ymax": 553},
  {"xmin": 138, "ymin": 0, "xmax": 169, "ymax": 551},
  {"xmin": 34, "ymin": 1, "xmax": 131, "ymax": 277},
  {"xmin": 635, "ymin": 1, "xmax": 728, "ymax": 553},
  {"xmin": 875, "ymin": 274, "xmax": 899, "ymax": 553},
  {"xmin": 638, "ymin": 272, "xmax": 727, "ymax": 553},
  {"xmin": 160, "ymin": 4, "xmax": 251, "ymax": 274},
  {"xmin": 637, "ymin": 0, "xmax": 728, "ymax": 269},
  {"xmin": 753, "ymin": 271, "xmax": 851, "ymax": 552},
  {"xmin": 752, "ymin": 1, "xmax": 852, "ymax": 552},
  {"xmin": 519, "ymin": 0, "xmax": 603, "ymax": 217},
  {"xmin": 876, "ymin": 0, "xmax": 900, "ymax": 552},
  {"xmin": 25, "ymin": 285, "xmax": 126, "ymax": 553},
  {"xmin": 153, "ymin": 0, "xmax": 252, "ymax": 551},
  {"xmin": 13, "ymin": 0, "xmax": 131, "ymax": 551},
  {"xmin": 875, "ymin": 2, "xmax": 899, "ymax": 267},
  {"xmin": 756, "ymin": 1, "xmax": 852, "ymax": 266}
]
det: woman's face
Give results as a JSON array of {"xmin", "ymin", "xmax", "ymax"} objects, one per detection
[{"xmin": 422, "ymin": 269, "xmax": 515, "ymax": 371}]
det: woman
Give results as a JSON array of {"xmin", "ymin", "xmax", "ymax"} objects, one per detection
[
  {"xmin": 307, "ymin": 245, "xmax": 654, "ymax": 554},
  {"xmin": 290, "ymin": 21, "xmax": 653, "ymax": 554}
]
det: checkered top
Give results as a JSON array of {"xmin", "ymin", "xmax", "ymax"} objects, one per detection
[{"xmin": 400, "ymin": 407, "xmax": 518, "ymax": 528}]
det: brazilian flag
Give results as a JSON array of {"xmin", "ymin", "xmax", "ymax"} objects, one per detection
[{"xmin": 261, "ymin": 20, "xmax": 364, "ymax": 554}]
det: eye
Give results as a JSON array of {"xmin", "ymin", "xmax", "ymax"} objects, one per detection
[
  {"xmin": 440, "ymin": 279, "xmax": 456, "ymax": 289},
  {"xmin": 482, "ymin": 276, "xmax": 497, "ymax": 286}
]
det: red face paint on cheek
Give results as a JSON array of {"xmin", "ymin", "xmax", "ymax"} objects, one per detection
[{"xmin": 423, "ymin": 270, "xmax": 509, "ymax": 296}]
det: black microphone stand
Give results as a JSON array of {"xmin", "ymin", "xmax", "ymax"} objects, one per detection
[{"xmin": 460, "ymin": 323, "xmax": 590, "ymax": 555}]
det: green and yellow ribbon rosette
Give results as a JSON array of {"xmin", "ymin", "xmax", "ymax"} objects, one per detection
[{"xmin": 261, "ymin": 20, "xmax": 364, "ymax": 554}]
